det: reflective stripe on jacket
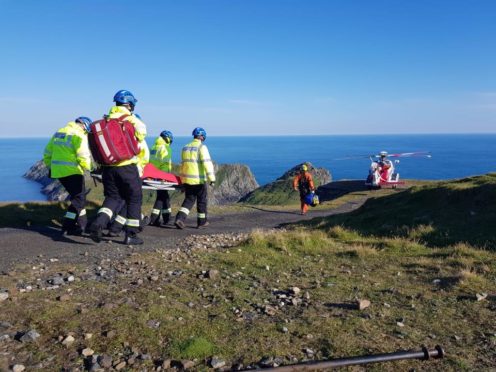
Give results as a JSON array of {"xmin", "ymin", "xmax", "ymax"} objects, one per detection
[
  {"xmin": 180, "ymin": 138, "xmax": 215, "ymax": 185},
  {"xmin": 106, "ymin": 106, "xmax": 149, "ymax": 170},
  {"xmin": 43, "ymin": 122, "xmax": 93, "ymax": 178},
  {"xmin": 150, "ymin": 136, "xmax": 172, "ymax": 172}
]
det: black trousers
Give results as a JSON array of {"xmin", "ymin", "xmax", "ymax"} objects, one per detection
[
  {"xmin": 108, "ymin": 199, "xmax": 127, "ymax": 233},
  {"xmin": 150, "ymin": 190, "xmax": 171, "ymax": 225},
  {"xmin": 175, "ymin": 183, "xmax": 208, "ymax": 225},
  {"xmin": 58, "ymin": 174, "xmax": 87, "ymax": 231},
  {"xmin": 108, "ymin": 200, "xmax": 148, "ymax": 233},
  {"xmin": 94, "ymin": 164, "xmax": 142, "ymax": 234}
]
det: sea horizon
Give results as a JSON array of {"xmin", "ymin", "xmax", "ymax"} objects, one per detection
[
  {"xmin": 1, "ymin": 133, "xmax": 496, "ymax": 202},
  {"xmin": 2, "ymin": 132, "xmax": 496, "ymax": 140}
]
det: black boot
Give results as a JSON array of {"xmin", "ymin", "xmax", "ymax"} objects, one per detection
[
  {"xmin": 162, "ymin": 213, "xmax": 170, "ymax": 225},
  {"xmin": 197, "ymin": 218, "xmax": 209, "ymax": 229},
  {"xmin": 174, "ymin": 211, "xmax": 187, "ymax": 229},
  {"xmin": 124, "ymin": 232, "xmax": 144, "ymax": 245},
  {"xmin": 88, "ymin": 223, "xmax": 103, "ymax": 243}
]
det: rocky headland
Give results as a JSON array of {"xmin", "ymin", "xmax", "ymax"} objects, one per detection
[
  {"xmin": 24, "ymin": 161, "xmax": 261, "ymax": 205},
  {"xmin": 24, "ymin": 161, "xmax": 332, "ymax": 206}
]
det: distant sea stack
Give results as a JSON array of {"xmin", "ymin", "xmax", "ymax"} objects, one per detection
[
  {"xmin": 240, "ymin": 162, "xmax": 331, "ymax": 205},
  {"xmin": 211, "ymin": 163, "xmax": 259, "ymax": 205},
  {"xmin": 24, "ymin": 161, "xmax": 259, "ymax": 205}
]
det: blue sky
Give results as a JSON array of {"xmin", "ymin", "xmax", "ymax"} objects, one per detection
[{"xmin": 0, "ymin": 0, "xmax": 495, "ymax": 137}]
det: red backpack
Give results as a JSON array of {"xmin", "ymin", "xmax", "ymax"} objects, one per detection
[{"xmin": 89, "ymin": 115, "xmax": 140, "ymax": 165}]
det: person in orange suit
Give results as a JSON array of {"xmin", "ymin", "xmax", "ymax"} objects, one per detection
[{"xmin": 293, "ymin": 164, "xmax": 315, "ymax": 215}]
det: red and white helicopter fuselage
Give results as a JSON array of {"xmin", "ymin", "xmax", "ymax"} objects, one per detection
[
  {"xmin": 364, "ymin": 151, "xmax": 431, "ymax": 188},
  {"xmin": 365, "ymin": 156, "xmax": 404, "ymax": 188}
]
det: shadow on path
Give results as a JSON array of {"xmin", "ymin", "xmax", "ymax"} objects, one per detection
[
  {"xmin": 240, "ymin": 205, "xmax": 300, "ymax": 215},
  {"xmin": 317, "ymin": 180, "xmax": 369, "ymax": 202}
]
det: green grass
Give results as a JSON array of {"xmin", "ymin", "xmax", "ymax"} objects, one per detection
[
  {"xmin": 240, "ymin": 178, "xmax": 301, "ymax": 205},
  {"xmin": 1, "ymin": 227, "xmax": 495, "ymax": 370},
  {"xmin": 300, "ymin": 173, "xmax": 496, "ymax": 249}
]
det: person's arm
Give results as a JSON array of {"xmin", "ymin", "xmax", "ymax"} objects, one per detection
[
  {"xmin": 165, "ymin": 145, "xmax": 172, "ymax": 172},
  {"xmin": 308, "ymin": 174, "xmax": 315, "ymax": 191},
  {"xmin": 293, "ymin": 175, "xmax": 299, "ymax": 190},
  {"xmin": 199, "ymin": 145, "xmax": 215, "ymax": 183},
  {"xmin": 75, "ymin": 134, "xmax": 93, "ymax": 172},
  {"xmin": 131, "ymin": 116, "xmax": 149, "ymax": 174},
  {"xmin": 137, "ymin": 140, "xmax": 149, "ymax": 176},
  {"xmin": 43, "ymin": 137, "xmax": 53, "ymax": 168}
]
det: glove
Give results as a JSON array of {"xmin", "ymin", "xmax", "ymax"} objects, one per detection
[{"xmin": 210, "ymin": 181, "xmax": 215, "ymax": 187}]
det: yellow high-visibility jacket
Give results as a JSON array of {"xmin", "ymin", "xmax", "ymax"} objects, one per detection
[
  {"xmin": 180, "ymin": 138, "xmax": 215, "ymax": 185},
  {"xmin": 43, "ymin": 121, "xmax": 93, "ymax": 178},
  {"xmin": 106, "ymin": 106, "xmax": 149, "ymax": 172},
  {"xmin": 150, "ymin": 136, "xmax": 172, "ymax": 172}
]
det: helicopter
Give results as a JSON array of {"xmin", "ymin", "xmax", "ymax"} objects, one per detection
[{"xmin": 365, "ymin": 151, "xmax": 432, "ymax": 189}]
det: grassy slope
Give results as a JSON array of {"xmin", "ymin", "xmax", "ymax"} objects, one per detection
[
  {"xmin": 1, "ymin": 175, "xmax": 495, "ymax": 370},
  {"xmin": 241, "ymin": 178, "xmax": 300, "ymax": 205},
  {"xmin": 301, "ymin": 174, "xmax": 496, "ymax": 249}
]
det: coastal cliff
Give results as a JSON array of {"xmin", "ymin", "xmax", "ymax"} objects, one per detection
[
  {"xmin": 23, "ymin": 160, "xmax": 74, "ymax": 201},
  {"xmin": 24, "ymin": 161, "xmax": 259, "ymax": 205},
  {"xmin": 211, "ymin": 163, "xmax": 259, "ymax": 205}
]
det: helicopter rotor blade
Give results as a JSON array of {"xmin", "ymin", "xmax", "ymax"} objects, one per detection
[
  {"xmin": 386, "ymin": 151, "xmax": 432, "ymax": 158},
  {"xmin": 336, "ymin": 151, "xmax": 432, "ymax": 161},
  {"xmin": 333, "ymin": 155, "xmax": 372, "ymax": 161}
]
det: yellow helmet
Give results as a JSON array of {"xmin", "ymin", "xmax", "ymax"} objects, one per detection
[{"xmin": 301, "ymin": 164, "xmax": 308, "ymax": 171}]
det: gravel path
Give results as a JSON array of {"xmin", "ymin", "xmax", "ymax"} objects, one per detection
[{"xmin": 0, "ymin": 195, "xmax": 367, "ymax": 272}]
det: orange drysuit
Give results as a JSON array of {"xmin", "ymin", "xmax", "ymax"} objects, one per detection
[{"xmin": 293, "ymin": 171, "xmax": 315, "ymax": 214}]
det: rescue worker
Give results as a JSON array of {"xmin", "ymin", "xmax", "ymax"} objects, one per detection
[
  {"xmin": 43, "ymin": 117, "xmax": 93, "ymax": 235},
  {"xmin": 174, "ymin": 127, "xmax": 215, "ymax": 229},
  {"xmin": 88, "ymin": 90, "xmax": 149, "ymax": 245},
  {"xmin": 149, "ymin": 130, "xmax": 174, "ymax": 226},
  {"xmin": 105, "ymin": 113, "xmax": 149, "ymax": 237},
  {"xmin": 293, "ymin": 163, "xmax": 315, "ymax": 215}
]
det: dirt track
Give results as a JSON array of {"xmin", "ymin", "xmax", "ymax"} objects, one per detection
[{"xmin": 0, "ymin": 195, "xmax": 367, "ymax": 273}]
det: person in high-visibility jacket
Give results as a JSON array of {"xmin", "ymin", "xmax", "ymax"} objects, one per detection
[
  {"xmin": 88, "ymin": 90, "xmax": 149, "ymax": 245},
  {"xmin": 43, "ymin": 117, "xmax": 94, "ymax": 235},
  {"xmin": 174, "ymin": 127, "xmax": 215, "ymax": 229},
  {"xmin": 293, "ymin": 163, "xmax": 315, "ymax": 215},
  {"xmin": 149, "ymin": 130, "xmax": 174, "ymax": 226},
  {"xmin": 105, "ymin": 113, "xmax": 150, "ymax": 237}
]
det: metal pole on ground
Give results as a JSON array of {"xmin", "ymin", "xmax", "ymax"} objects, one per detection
[{"xmin": 242, "ymin": 345, "xmax": 444, "ymax": 371}]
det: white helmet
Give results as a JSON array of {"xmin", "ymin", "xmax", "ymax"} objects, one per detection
[{"xmin": 379, "ymin": 151, "xmax": 388, "ymax": 157}]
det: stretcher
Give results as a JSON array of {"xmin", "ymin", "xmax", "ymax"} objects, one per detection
[{"xmin": 91, "ymin": 163, "xmax": 182, "ymax": 191}]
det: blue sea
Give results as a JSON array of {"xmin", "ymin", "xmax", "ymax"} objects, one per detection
[{"xmin": 1, "ymin": 134, "xmax": 496, "ymax": 202}]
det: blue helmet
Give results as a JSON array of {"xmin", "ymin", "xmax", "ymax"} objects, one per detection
[
  {"xmin": 192, "ymin": 127, "xmax": 207, "ymax": 139},
  {"xmin": 160, "ymin": 130, "xmax": 174, "ymax": 143},
  {"xmin": 113, "ymin": 90, "xmax": 138, "ymax": 107},
  {"xmin": 75, "ymin": 116, "xmax": 92, "ymax": 132}
]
